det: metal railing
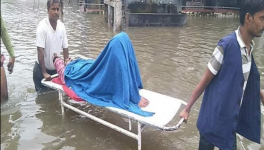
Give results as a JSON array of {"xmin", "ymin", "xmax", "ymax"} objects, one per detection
[
  {"xmin": 79, "ymin": 1, "xmax": 104, "ymax": 13},
  {"xmin": 182, "ymin": 6, "xmax": 240, "ymax": 10}
]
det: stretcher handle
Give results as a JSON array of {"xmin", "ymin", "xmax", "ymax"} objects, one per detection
[
  {"xmin": 162, "ymin": 101, "xmax": 187, "ymax": 131},
  {"xmin": 41, "ymin": 74, "xmax": 59, "ymax": 82}
]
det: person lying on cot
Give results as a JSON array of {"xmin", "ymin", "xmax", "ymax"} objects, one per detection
[{"xmin": 51, "ymin": 32, "xmax": 153, "ymax": 116}]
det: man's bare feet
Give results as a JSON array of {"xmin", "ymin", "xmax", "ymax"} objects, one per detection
[{"xmin": 138, "ymin": 97, "xmax": 149, "ymax": 108}]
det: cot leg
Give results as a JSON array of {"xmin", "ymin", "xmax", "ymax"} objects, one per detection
[
  {"xmin": 137, "ymin": 122, "xmax": 142, "ymax": 150},
  {"xmin": 59, "ymin": 91, "xmax": 65, "ymax": 115},
  {"xmin": 129, "ymin": 119, "xmax": 132, "ymax": 131}
]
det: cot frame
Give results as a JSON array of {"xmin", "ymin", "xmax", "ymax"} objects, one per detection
[{"xmin": 41, "ymin": 75, "xmax": 187, "ymax": 150}]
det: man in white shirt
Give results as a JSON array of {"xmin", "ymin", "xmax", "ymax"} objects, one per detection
[{"xmin": 33, "ymin": 0, "xmax": 69, "ymax": 92}]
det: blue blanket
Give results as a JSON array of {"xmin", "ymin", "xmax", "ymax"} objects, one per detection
[{"xmin": 64, "ymin": 32, "xmax": 154, "ymax": 116}]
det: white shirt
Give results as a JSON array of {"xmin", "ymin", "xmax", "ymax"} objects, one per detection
[
  {"xmin": 36, "ymin": 18, "xmax": 68, "ymax": 70},
  {"xmin": 235, "ymin": 27, "xmax": 254, "ymax": 106}
]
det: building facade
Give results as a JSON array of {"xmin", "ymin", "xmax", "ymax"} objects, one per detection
[{"xmin": 183, "ymin": 0, "xmax": 242, "ymax": 7}]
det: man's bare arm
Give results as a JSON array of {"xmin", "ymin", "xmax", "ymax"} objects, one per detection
[
  {"xmin": 37, "ymin": 47, "xmax": 51, "ymax": 80},
  {"xmin": 63, "ymin": 48, "xmax": 69, "ymax": 65},
  {"xmin": 260, "ymin": 89, "xmax": 264, "ymax": 106},
  {"xmin": 180, "ymin": 68, "xmax": 215, "ymax": 122}
]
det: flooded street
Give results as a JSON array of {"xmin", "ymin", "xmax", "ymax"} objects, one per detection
[{"xmin": 1, "ymin": 0, "xmax": 264, "ymax": 150}]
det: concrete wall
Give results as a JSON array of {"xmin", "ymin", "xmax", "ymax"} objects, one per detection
[
  {"xmin": 127, "ymin": 13, "xmax": 187, "ymax": 26},
  {"xmin": 125, "ymin": 0, "xmax": 182, "ymax": 5},
  {"xmin": 125, "ymin": 0, "xmax": 183, "ymax": 12},
  {"xmin": 104, "ymin": 0, "xmax": 122, "ymax": 31},
  {"xmin": 186, "ymin": 1, "xmax": 204, "ymax": 6},
  {"xmin": 215, "ymin": 0, "xmax": 238, "ymax": 7},
  {"xmin": 104, "ymin": 0, "xmax": 186, "ymax": 29}
]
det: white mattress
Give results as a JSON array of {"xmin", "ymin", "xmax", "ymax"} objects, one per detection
[{"xmin": 42, "ymin": 77, "xmax": 186, "ymax": 130}]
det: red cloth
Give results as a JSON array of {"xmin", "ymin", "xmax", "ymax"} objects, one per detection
[
  {"xmin": 53, "ymin": 58, "xmax": 66, "ymax": 84},
  {"xmin": 52, "ymin": 77, "xmax": 84, "ymax": 101}
]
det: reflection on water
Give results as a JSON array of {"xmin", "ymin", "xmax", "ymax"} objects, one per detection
[{"xmin": 1, "ymin": 0, "xmax": 264, "ymax": 150}]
